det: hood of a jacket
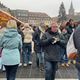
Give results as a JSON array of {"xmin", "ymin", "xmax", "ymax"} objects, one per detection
[{"xmin": 4, "ymin": 28, "xmax": 18, "ymax": 38}]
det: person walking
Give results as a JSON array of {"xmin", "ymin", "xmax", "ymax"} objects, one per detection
[
  {"xmin": 0, "ymin": 20, "xmax": 22, "ymax": 80},
  {"xmin": 22, "ymin": 23, "xmax": 34, "ymax": 66},
  {"xmin": 33, "ymin": 26, "xmax": 44, "ymax": 71},
  {"xmin": 41, "ymin": 22, "xmax": 66, "ymax": 80}
]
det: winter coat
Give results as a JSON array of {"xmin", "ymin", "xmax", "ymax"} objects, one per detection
[
  {"xmin": 0, "ymin": 28, "xmax": 22, "ymax": 65},
  {"xmin": 66, "ymin": 25, "xmax": 75, "ymax": 39},
  {"xmin": 70, "ymin": 26, "xmax": 80, "ymax": 61},
  {"xmin": 32, "ymin": 28, "xmax": 42, "ymax": 53},
  {"xmin": 73, "ymin": 26, "xmax": 80, "ymax": 54},
  {"xmin": 23, "ymin": 27, "xmax": 34, "ymax": 43},
  {"xmin": 41, "ymin": 30, "xmax": 66, "ymax": 61},
  {"xmin": 61, "ymin": 32, "xmax": 69, "ymax": 47},
  {"xmin": 17, "ymin": 29, "xmax": 24, "ymax": 43}
]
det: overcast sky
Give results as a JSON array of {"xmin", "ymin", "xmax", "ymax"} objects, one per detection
[{"xmin": 1, "ymin": 0, "xmax": 80, "ymax": 17}]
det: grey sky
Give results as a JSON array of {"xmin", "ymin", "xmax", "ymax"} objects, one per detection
[{"xmin": 1, "ymin": 0, "xmax": 80, "ymax": 17}]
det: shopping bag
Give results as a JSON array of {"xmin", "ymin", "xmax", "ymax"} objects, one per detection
[{"xmin": 67, "ymin": 32, "xmax": 78, "ymax": 59}]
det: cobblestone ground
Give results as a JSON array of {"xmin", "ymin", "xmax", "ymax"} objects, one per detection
[{"xmin": 0, "ymin": 54, "xmax": 78, "ymax": 79}]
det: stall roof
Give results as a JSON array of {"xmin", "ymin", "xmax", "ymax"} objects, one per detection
[{"xmin": 0, "ymin": 9, "xmax": 24, "ymax": 26}]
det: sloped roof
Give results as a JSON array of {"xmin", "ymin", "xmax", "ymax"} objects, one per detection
[
  {"xmin": 29, "ymin": 12, "xmax": 51, "ymax": 18},
  {"xmin": 0, "ymin": 10, "xmax": 24, "ymax": 26}
]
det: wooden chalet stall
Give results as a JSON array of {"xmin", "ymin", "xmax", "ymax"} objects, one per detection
[{"xmin": 0, "ymin": 10, "xmax": 24, "ymax": 29}]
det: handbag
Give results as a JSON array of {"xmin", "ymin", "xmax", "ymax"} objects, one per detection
[
  {"xmin": 0, "ymin": 48, "xmax": 3, "ymax": 57},
  {"xmin": 67, "ymin": 32, "xmax": 78, "ymax": 60}
]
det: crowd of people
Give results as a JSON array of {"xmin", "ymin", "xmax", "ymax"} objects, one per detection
[{"xmin": 0, "ymin": 19, "xmax": 80, "ymax": 80}]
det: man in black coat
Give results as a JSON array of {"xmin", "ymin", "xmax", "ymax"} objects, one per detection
[
  {"xmin": 32, "ymin": 26, "xmax": 44, "ymax": 70},
  {"xmin": 41, "ymin": 22, "xmax": 66, "ymax": 80}
]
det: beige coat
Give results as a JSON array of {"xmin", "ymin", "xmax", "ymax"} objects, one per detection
[
  {"xmin": 23, "ymin": 27, "xmax": 34, "ymax": 53},
  {"xmin": 23, "ymin": 27, "xmax": 34, "ymax": 43}
]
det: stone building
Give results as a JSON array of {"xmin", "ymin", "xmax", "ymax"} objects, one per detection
[
  {"xmin": 28, "ymin": 12, "xmax": 52, "ymax": 26},
  {"xmin": 11, "ymin": 10, "xmax": 29, "ymax": 23}
]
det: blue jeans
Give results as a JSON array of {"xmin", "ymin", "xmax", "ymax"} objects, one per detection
[
  {"xmin": 36, "ymin": 52, "xmax": 44, "ymax": 67},
  {"xmin": 45, "ymin": 60, "xmax": 58, "ymax": 80},
  {"xmin": 60, "ymin": 48, "xmax": 68, "ymax": 63},
  {"xmin": 4, "ymin": 65, "xmax": 18, "ymax": 80},
  {"xmin": 75, "ymin": 62, "xmax": 80, "ymax": 80},
  {"xmin": 23, "ymin": 43, "xmax": 32, "ymax": 64}
]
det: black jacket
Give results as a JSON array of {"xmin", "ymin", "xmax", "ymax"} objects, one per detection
[
  {"xmin": 66, "ymin": 25, "xmax": 75, "ymax": 39},
  {"xmin": 73, "ymin": 26, "xmax": 80, "ymax": 61},
  {"xmin": 18, "ymin": 29, "xmax": 24, "ymax": 43},
  {"xmin": 41, "ymin": 30, "xmax": 66, "ymax": 61},
  {"xmin": 73, "ymin": 26, "xmax": 80, "ymax": 52},
  {"xmin": 32, "ymin": 28, "xmax": 42, "ymax": 53}
]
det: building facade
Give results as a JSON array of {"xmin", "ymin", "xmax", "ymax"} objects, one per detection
[
  {"xmin": 0, "ymin": 1, "xmax": 52, "ymax": 26},
  {"xmin": 28, "ymin": 12, "xmax": 52, "ymax": 26},
  {"xmin": 11, "ymin": 10, "xmax": 29, "ymax": 23},
  {"xmin": 11, "ymin": 10, "xmax": 52, "ymax": 26}
]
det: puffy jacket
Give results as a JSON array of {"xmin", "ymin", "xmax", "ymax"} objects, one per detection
[
  {"xmin": 0, "ymin": 28, "xmax": 22, "ymax": 65},
  {"xmin": 23, "ymin": 27, "xmax": 34, "ymax": 43}
]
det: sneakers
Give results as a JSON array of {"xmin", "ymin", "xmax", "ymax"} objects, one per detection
[
  {"xmin": 61, "ymin": 63, "xmax": 65, "ymax": 67},
  {"xmin": 61, "ymin": 63, "xmax": 70, "ymax": 67},
  {"xmin": 28, "ymin": 61, "xmax": 32, "ymax": 65},
  {"xmin": 66, "ymin": 63, "xmax": 69, "ymax": 67},
  {"xmin": 72, "ymin": 60, "xmax": 76, "ymax": 64},
  {"xmin": 68, "ymin": 60, "xmax": 76, "ymax": 64},
  {"xmin": 19, "ymin": 63, "xmax": 22, "ymax": 67},
  {"xmin": 23, "ymin": 63, "xmax": 27, "ymax": 67},
  {"xmin": 39, "ymin": 67, "xmax": 44, "ymax": 71},
  {"xmin": 2, "ymin": 66, "xmax": 6, "ymax": 72},
  {"xmin": 23, "ymin": 62, "xmax": 32, "ymax": 66},
  {"xmin": 68, "ymin": 60, "xmax": 71, "ymax": 65},
  {"xmin": 39, "ymin": 63, "xmax": 44, "ymax": 71}
]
